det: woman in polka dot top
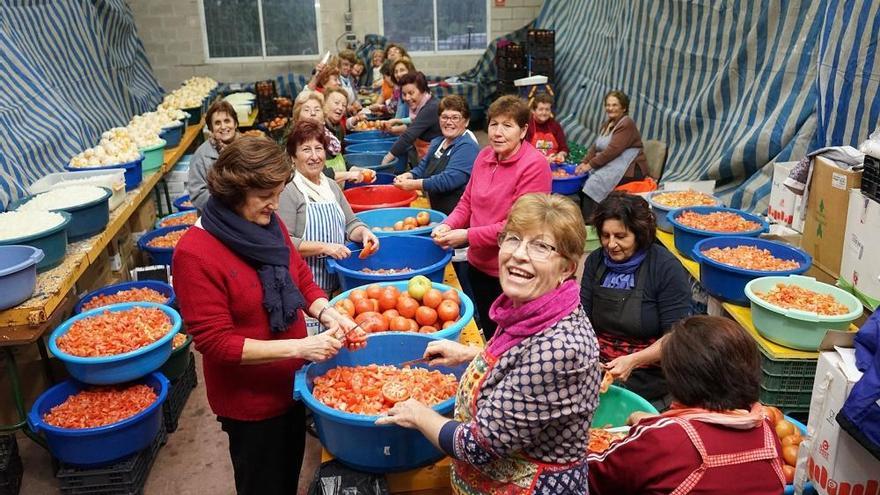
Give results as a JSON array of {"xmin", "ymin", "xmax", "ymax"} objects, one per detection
[{"xmin": 378, "ymin": 193, "xmax": 601, "ymax": 494}]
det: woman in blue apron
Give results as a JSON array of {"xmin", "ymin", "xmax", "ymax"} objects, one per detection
[
  {"xmin": 576, "ymin": 90, "xmax": 650, "ymax": 221},
  {"xmin": 278, "ymin": 121, "xmax": 379, "ymax": 295}
]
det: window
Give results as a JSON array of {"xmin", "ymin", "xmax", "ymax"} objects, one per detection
[
  {"xmin": 199, "ymin": 0, "xmax": 320, "ymax": 61},
  {"xmin": 380, "ymin": 0, "xmax": 489, "ymax": 53}
]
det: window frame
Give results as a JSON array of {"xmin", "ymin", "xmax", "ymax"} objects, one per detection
[
  {"xmin": 377, "ymin": 0, "xmax": 491, "ymax": 56},
  {"xmin": 197, "ymin": 0, "xmax": 324, "ymax": 63}
]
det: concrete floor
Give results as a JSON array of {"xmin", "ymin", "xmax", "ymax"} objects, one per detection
[{"xmin": 17, "ymin": 352, "xmax": 324, "ymax": 495}]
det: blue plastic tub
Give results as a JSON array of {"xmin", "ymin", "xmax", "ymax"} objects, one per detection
[
  {"xmin": 647, "ymin": 190, "xmax": 723, "ymax": 233},
  {"xmin": 344, "ymin": 172, "xmax": 395, "ymax": 190},
  {"xmin": 0, "ymin": 211, "xmax": 70, "ymax": 272},
  {"xmin": 328, "ymin": 280, "xmax": 473, "ymax": 341},
  {"xmin": 183, "ymin": 105, "xmax": 202, "ymax": 125},
  {"xmin": 293, "ymin": 333, "xmax": 468, "ymax": 472},
  {"xmin": 159, "ymin": 121, "xmax": 184, "ymax": 148},
  {"xmin": 354, "ymin": 207, "xmax": 446, "ymax": 237},
  {"xmin": 344, "ymin": 130, "xmax": 397, "ymax": 144},
  {"xmin": 155, "ymin": 210, "xmax": 199, "ymax": 229},
  {"xmin": 28, "ymin": 372, "xmax": 168, "ymax": 467},
  {"xmin": 343, "ymin": 153, "xmax": 402, "ymax": 174},
  {"xmin": 173, "ymin": 194, "xmax": 196, "ymax": 212},
  {"xmin": 0, "ymin": 245, "xmax": 44, "ymax": 310},
  {"xmin": 66, "ymin": 154, "xmax": 144, "ymax": 191},
  {"xmin": 692, "ymin": 236, "xmax": 812, "ymax": 305},
  {"xmin": 137, "ymin": 225, "xmax": 190, "ymax": 267},
  {"xmin": 13, "ymin": 187, "xmax": 112, "ymax": 242},
  {"xmin": 327, "ymin": 235, "xmax": 453, "ymax": 290},
  {"xmin": 667, "ymin": 206, "xmax": 768, "ymax": 261},
  {"xmin": 347, "ymin": 141, "xmax": 395, "ymax": 154},
  {"xmin": 74, "ymin": 280, "xmax": 176, "ymax": 314},
  {"xmin": 551, "ymin": 163, "xmax": 589, "ymax": 195},
  {"xmin": 48, "ymin": 302, "xmax": 181, "ymax": 384}
]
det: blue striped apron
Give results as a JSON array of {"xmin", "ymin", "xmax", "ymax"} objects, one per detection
[{"xmin": 303, "ymin": 198, "xmax": 346, "ymax": 294}]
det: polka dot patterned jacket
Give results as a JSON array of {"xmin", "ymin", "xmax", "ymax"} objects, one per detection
[{"xmin": 440, "ymin": 307, "xmax": 601, "ymax": 494}]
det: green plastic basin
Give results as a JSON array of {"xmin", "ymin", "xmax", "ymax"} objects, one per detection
[
  {"xmin": 139, "ymin": 139, "xmax": 167, "ymax": 173},
  {"xmin": 160, "ymin": 333, "xmax": 193, "ymax": 381},
  {"xmin": 591, "ymin": 385, "xmax": 658, "ymax": 428},
  {"xmin": 745, "ymin": 275, "xmax": 862, "ymax": 351}
]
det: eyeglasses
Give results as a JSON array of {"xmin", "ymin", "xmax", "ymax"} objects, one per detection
[
  {"xmin": 439, "ymin": 114, "xmax": 464, "ymax": 123},
  {"xmin": 497, "ymin": 232, "xmax": 558, "ymax": 261}
]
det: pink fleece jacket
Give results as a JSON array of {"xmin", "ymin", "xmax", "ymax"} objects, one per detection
[{"xmin": 443, "ymin": 141, "xmax": 552, "ymax": 276}]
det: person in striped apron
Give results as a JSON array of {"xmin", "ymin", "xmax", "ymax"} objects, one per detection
[{"xmin": 278, "ymin": 121, "xmax": 378, "ymax": 295}]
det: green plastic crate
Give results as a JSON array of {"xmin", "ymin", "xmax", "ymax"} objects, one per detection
[
  {"xmin": 758, "ymin": 345, "xmax": 817, "ymax": 377},
  {"xmin": 759, "ymin": 385, "xmax": 812, "ymax": 411}
]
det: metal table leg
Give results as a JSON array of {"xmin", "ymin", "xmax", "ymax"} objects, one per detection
[{"xmin": 1, "ymin": 348, "xmax": 48, "ymax": 449}]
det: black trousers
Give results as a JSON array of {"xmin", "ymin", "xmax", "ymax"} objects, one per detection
[
  {"xmin": 579, "ymin": 192, "xmax": 598, "ymax": 224},
  {"xmin": 467, "ymin": 265, "xmax": 503, "ymax": 341},
  {"xmin": 218, "ymin": 403, "xmax": 306, "ymax": 495}
]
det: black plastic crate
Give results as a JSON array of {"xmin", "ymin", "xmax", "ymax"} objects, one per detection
[
  {"xmin": 56, "ymin": 425, "xmax": 167, "ymax": 495},
  {"xmin": 495, "ymin": 42, "xmax": 524, "ymax": 60},
  {"xmin": 528, "ymin": 29, "xmax": 555, "ymax": 58},
  {"xmin": 163, "ymin": 354, "xmax": 198, "ymax": 433},
  {"xmin": 0, "ymin": 435, "xmax": 22, "ymax": 495},
  {"xmin": 529, "ymin": 56, "xmax": 555, "ymax": 80}
]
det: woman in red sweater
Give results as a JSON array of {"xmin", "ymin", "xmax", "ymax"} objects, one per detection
[
  {"xmin": 525, "ymin": 92, "xmax": 569, "ymax": 163},
  {"xmin": 588, "ymin": 316, "xmax": 787, "ymax": 494},
  {"xmin": 432, "ymin": 95, "xmax": 552, "ymax": 339},
  {"xmin": 172, "ymin": 136, "xmax": 362, "ymax": 495}
]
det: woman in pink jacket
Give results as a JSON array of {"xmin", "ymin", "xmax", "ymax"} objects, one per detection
[{"xmin": 432, "ymin": 95, "xmax": 552, "ymax": 339}]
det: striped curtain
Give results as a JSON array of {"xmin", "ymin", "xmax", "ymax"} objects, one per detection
[
  {"xmin": 536, "ymin": 0, "xmax": 880, "ymax": 212},
  {"xmin": 0, "ymin": 0, "xmax": 163, "ymax": 208}
]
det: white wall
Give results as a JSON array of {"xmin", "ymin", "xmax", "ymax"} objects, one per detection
[{"xmin": 128, "ymin": 0, "xmax": 543, "ymax": 90}]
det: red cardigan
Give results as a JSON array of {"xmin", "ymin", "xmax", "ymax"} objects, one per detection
[
  {"xmin": 172, "ymin": 220, "xmax": 326, "ymax": 421},
  {"xmin": 588, "ymin": 416, "xmax": 785, "ymax": 495}
]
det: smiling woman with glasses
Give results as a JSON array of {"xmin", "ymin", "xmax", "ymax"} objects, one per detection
[
  {"xmin": 393, "ymin": 95, "xmax": 479, "ymax": 214},
  {"xmin": 377, "ymin": 193, "xmax": 600, "ymax": 494}
]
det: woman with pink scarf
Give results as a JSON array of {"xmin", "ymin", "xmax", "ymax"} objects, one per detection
[
  {"xmin": 381, "ymin": 71, "xmax": 441, "ymax": 167},
  {"xmin": 377, "ymin": 193, "xmax": 601, "ymax": 494},
  {"xmin": 588, "ymin": 316, "xmax": 787, "ymax": 495}
]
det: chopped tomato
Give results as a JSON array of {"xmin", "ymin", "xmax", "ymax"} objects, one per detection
[
  {"xmin": 756, "ymin": 283, "xmax": 849, "ymax": 315},
  {"xmin": 43, "ymin": 384, "xmax": 157, "ymax": 429},
  {"xmin": 57, "ymin": 307, "xmax": 172, "ymax": 357},
  {"xmin": 81, "ymin": 287, "xmax": 167, "ymax": 312},
  {"xmin": 312, "ymin": 365, "xmax": 457, "ymax": 415},
  {"xmin": 702, "ymin": 245, "xmax": 800, "ymax": 271},
  {"xmin": 676, "ymin": 211, "xmax": 760, "ymax": 232}
]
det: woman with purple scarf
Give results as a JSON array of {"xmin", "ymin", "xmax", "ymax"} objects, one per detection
[
  {"xmin": 377, "ymin": 193, "xmax": 600, "ymax": 494},
  {"xmin": 580, "ymin": 192, "xmax": 692, "ymax": 410}
]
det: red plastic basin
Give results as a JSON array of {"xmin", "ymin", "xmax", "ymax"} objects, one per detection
[{"xmin": 343, "ymin": 186, "xmax": 418, "ymax": 213}]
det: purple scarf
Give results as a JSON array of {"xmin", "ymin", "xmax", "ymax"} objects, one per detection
[
  {"xmin": 486, "ymin": 280, "xmax": 581, "ymax": 357},
  {"xmin": 601, "ymin": 249, "xmax": 647, "ymax": 290}
]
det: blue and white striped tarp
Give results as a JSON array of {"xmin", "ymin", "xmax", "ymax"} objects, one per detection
[
  {"xmin": 536, "ymin": 0, "xmax": 880, "ymax": 212},
  {"xmin": 0, "ymin": 0, "xmax": 163, "ymax": 208}
]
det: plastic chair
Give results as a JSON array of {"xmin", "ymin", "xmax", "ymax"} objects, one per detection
[{"xmin": 643, "ymin": 139, "xmax": 668, "ymax": 180}]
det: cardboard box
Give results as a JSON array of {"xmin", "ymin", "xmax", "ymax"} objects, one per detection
[
  {"xmin": 839, "ymin": 190, "xmax": 880, "ymax": 311},
  {"xmin": 806, "ymin": 332, "xmax": 880, "ymax": 494},
  {"xmin": 127, "ymin": 198, "xmax": 157, "ymax": 233},
  {"xmin": 768, "ymin": 161, "xmax": 804, "ymax": 231},
  {"xmin": 802, "ymin": 156, "xmax": 862, "ymax": 277}
]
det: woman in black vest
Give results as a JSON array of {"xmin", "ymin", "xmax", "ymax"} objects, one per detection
[{"xmin": 392, "ymin": 95, "xmax": 479, "ymax": 214}]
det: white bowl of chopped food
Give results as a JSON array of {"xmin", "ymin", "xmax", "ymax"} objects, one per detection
[{"xmin": 745, "ymin": 275, "xmax": 862, "ymax": 350}]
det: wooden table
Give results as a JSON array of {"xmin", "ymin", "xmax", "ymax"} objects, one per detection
[{"xmin": 0, "ymin": 122, "xmax": 202, "ymax": 440}]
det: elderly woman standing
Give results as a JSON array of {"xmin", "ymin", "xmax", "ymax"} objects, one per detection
[
  {"xmin": 173, "ymin": 137, "xmax": 361, "ymax": 495},
  {"xmin": 576, "ymin": 90, "xmax": 650, "ymax": 218},
  {"xmin": 433, "ymin": 95, "xmax": 551, "ymax": 339},
  {"xmin": 279, "ymin": 121, "xmax": 379, "ymax": 294},
  {"xmin": 392, "ymin": 95, "xmax": 478, "ymax": 213},
  {"xmin": 187, "ymin": 100, "xmax": 240, "ymax": 211},
  {"xmin": 379, "ymin": 193, "xmax": 600, "ymax": 494},
  {"xmin": 589, "ymin": 316, "xmax": 786, "ymax": 494},
  {"xmin": 580, "ymin": 192, "xmax": 691, "ymax": 408}
]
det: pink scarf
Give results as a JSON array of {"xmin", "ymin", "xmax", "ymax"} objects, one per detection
[
  {"xmin": 660, "ymin": 402, "xmax": 765, "ymax": 430},
  {"xmin": 410, "ymin": 93, "xmax": 432, "ymax": 119},
  {"xmin": 486, "ymin": 279, "xmax": 581, "ymax": 357}
]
